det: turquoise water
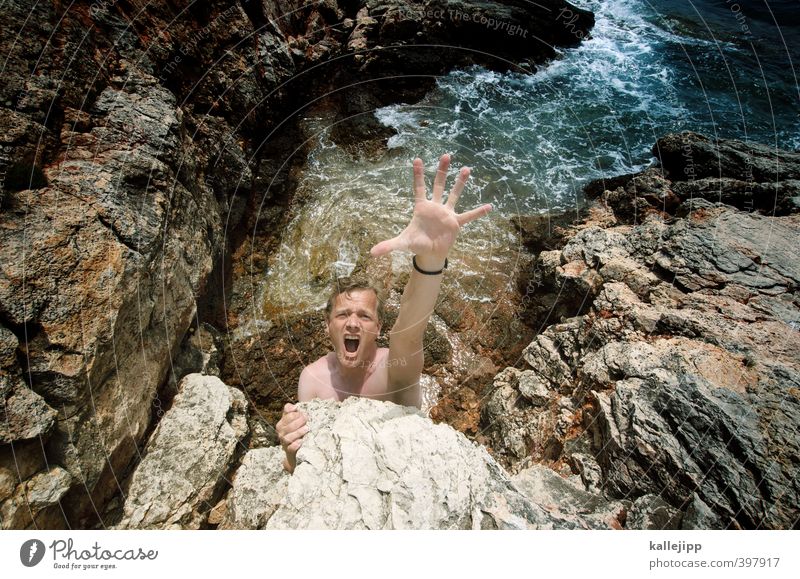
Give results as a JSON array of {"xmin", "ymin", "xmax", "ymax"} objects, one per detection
[{"xmin": 375, "ymin": 0, "xmax": 800, "ymax": 213}]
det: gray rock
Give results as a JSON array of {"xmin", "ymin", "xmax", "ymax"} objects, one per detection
[
  {"xmin": 518, "ymin": 370, "xmax": 550, "ymax": 406},
  {"xmin": 224, "ymin": 398, "xmax": 584, "ymax": 530},
  {"xmin": 169, "ymin": 323, "xmax": 224, "ymax": 389},
  {"xmin": 647, "ymin": 208, "xmax": 800, "ymax": 293},
  {"xmin": 522, "ymin": 336, "xmax": 573, "ymax": 391},
  {"xmin": 681, "ymin": 493, "xmax": 726, "ymax": 529},
  {"xmin": 512, "ymin": 464, "xmax": 626, "ymax": 529},
  {"xmin": 488, "ymin": 181, "xmax": 800, "ymax": 528},
  {"xmin": 561, "ymin": 226, "xmax": 634, "ymax": 267},
  {"xmin": 481, "ymin": 368, "xmax": 559, "ymax": 469},
  {"xmin": 627, "ymin": 494, "xmax": 683, "ymax": 530},
  {"xmin": 568, "ymin": 452, "xmax": 603, "ymax": 493},
  {"xmin": 655, "ymin": 132, "xmax": 800, "ymax": 184},
  {"xmin": 0, "ymin": 377, "xmax": 57, "ymax": 444},
  {"xmin": 246, "ymin": 414, "xmax": 280, "ymax": 449},
  {"xmin": 219, "ymin": 447, "xmax": 289, "ymax": 530},
  {"xmin": 589, "ymin": 349, "xmax": 799, "ymax": 529},
  {"xmin": 115, "ymin": 374, "xmax": 248, "ymax": 529}
]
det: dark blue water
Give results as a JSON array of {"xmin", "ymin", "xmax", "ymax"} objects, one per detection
[{"xmin": 375, "ymin": 0, "xmax": 800, "ymax": 213}]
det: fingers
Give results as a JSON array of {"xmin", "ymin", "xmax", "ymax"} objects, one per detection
[
  {"xmin": 456, "ymin": 203, "xmax": 493, "ymax": 226},
  {"xmin": 282, "ymin": 424, "xmax": 310, "ymax": 446},
  {"xmin": 282, "ymin": 403, "xmax": 296, "ymax": 414},
  {"xmin": 432, "ymin": 153, "xmax": 450, "ymax": 203},
  {"xmin": 370, "ymin": 235, "xmax": 404, "ymax": 257},
  {"xmin": 445, "ymin": 166, "xmax": 470, "ymax": 209},
  {"xmin": 286, "ymin": 438, "xmax": 303, "ymax": 454},
  {"xmin": 413, "ymin": 158, "xmax": 426, "ymax": 202},
  {"xmin": 277, "ymin": 405, "xmax": 307, "ymax": 443}
]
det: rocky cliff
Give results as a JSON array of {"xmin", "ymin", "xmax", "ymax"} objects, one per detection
[
  {"xmin": 492, "ymin": 132, "xmax": 800, "ymax": 529},
  {"xmin": 0, "ymin": 0, "xmax": 594, "ymax": 528}
]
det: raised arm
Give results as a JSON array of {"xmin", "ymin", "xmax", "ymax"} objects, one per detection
[{"xmin": 370, "ymin": 153, "xmax": 492, "ymax": 407}]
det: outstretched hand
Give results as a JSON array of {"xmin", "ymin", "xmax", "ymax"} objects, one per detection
[{"xmin": 369, "ymin": 154, "xmax": 492, "ymax": 261}]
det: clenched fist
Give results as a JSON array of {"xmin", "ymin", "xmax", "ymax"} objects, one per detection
[{"xmin": 276, "ymin": 402, "xmax": 309, "ymax": 473}]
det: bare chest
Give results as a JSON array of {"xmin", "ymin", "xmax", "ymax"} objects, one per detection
[{"xmin": 316, "ymin": 351, "xmax": 392, "ymax": 403}]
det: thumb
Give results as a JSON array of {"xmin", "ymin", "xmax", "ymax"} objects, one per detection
[{"xmin": 370, "ymin": 236, "xmax": 403, "ymax": 257}]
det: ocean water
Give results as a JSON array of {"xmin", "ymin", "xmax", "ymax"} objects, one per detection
[
  {"xmin": 259, "ymin": 0, "xmax": 799, "ymax": 312},
  {"xmin": 375, "ymin": 0, "xmax": 800, "ymax": 213}
]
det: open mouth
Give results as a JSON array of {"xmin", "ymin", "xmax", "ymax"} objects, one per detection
[{"xmin": 344, "ymin": 336, "xmax": 360, "ymax": 354}]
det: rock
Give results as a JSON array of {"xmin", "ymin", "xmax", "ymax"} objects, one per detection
[
  {"xmin": 522, "ymin": 336, "xmax": 573, "ymax": 391},
  {"xmin": 585, "ymin": 168, "xmax": 681, "ymax": 223},
  {"xmin": 626, "ymin": 495, "xmax": 683, "ymax": 530},
  {"xmin": 586, "ymin": 133, "xmax": 800, "ymax": 221},
  {"xmin": 0, "ymin": 326, "xmax": 16, "ymax": 371},
  {"xmin": 0, "ymin": 466, "xmax": 72, "ymax": 529},
  {"xmin": 223, "ymin": 397, "xmax": 586, "ymax": 530},
  {"xmin": 511, "ymin": 464, "xmax": 627, "ymax": 529},
  {"xmin": 481, "ymin": 368, "xmax": 560, "ymax": 470},
  {"xmin": 588, "ymin": 358, "xmax": 796, "ymax": 529},
  {"xmin": 681, "ymin": 493, "xmax": 726, "ymax": 529},
  {"xmin": 1, "ymin": 60, "xmax": 224, "ymax": 526},
  {"xmin": 567, "ymin": 452, "xmax": 603, "ymax": 493},
  {"xmin": 0, "ymin": 379, "xmax": 57, "ymax": 443},
  {"xmin": 672, "ymin": 178, "xmax": 800, "ymax": 215},
  {"xmin": 518, "ymin": 371, "xmax": 550, "ymax": 406},
  {"xmin": 654, "ymin": 131, "xmax": 800, "ymax": 183},
  {"xmin": 644, "ymin": 207, "xmax": 799, "ymax": 294},
  {"xmin": 247, "ymin": 414, "xmax": 280, "ymax": 449},
  {"xmin": 115, "ymin": 374, "xmax": 248, "ymax": 529},
  {"xmin": 510, "ymin": 211, "xmax": 578, "ymax": 254},
  {"xmin": 168, "ymin": 323, "xmax": 224, "ymax": 388},
  {"xmin": 218, "ymin": 446, "xmax": 290, "ymax": 530}
]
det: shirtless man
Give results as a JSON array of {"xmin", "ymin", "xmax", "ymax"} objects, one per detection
[{"xmin": 276, "ymin": 153, "xmax": 492, "ymax": 473}]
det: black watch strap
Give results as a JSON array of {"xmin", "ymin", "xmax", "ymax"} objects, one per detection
[{"xmin": 413, "ymin": 255, "xmax": 448, "ymax": 275}]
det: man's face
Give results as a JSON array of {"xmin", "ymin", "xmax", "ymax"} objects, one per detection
[{"xmin": 326, "ymin": 289, "xmax": 381, "ymax": 369}]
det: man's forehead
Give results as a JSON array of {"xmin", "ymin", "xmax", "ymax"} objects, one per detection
[{"xmin": 333, "ymin": 289, "xmax": 378, "ymax": 311}]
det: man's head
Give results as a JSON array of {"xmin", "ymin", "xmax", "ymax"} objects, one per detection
[{"xmin": 325, "ymin": 279, "xmax": 384, "ymax": 369}]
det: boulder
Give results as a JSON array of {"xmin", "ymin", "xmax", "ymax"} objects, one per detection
[
  {"xmin": 586, "ymin": 133, "xmax": 800, "ymax": 221},
  {"xmin": 114, "ymin": 375, "xmax": 248, "ymax": 529},
  {"xmin": 0, "ymin": 466, "xmax": 72, "ymax": 529},
  {"xmin": 654, "ymin": 131, "xmax": 800, "ymax": 183},
  {"xmin": 511, "ymin": 464, "xmax": 627, "ymax": 529},
  {"xmin": 221, "ymin": 397, "xmax": 591, "ymax": 530}
]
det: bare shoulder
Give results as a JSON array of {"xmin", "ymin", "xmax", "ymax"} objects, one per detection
[
  {"xmin": 298, "ymin": 355, "xmax": 330, "ymax": 401},
  {"xmin": 299, "ymin": 354, "xmax": 339, "ymax": 401}
]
